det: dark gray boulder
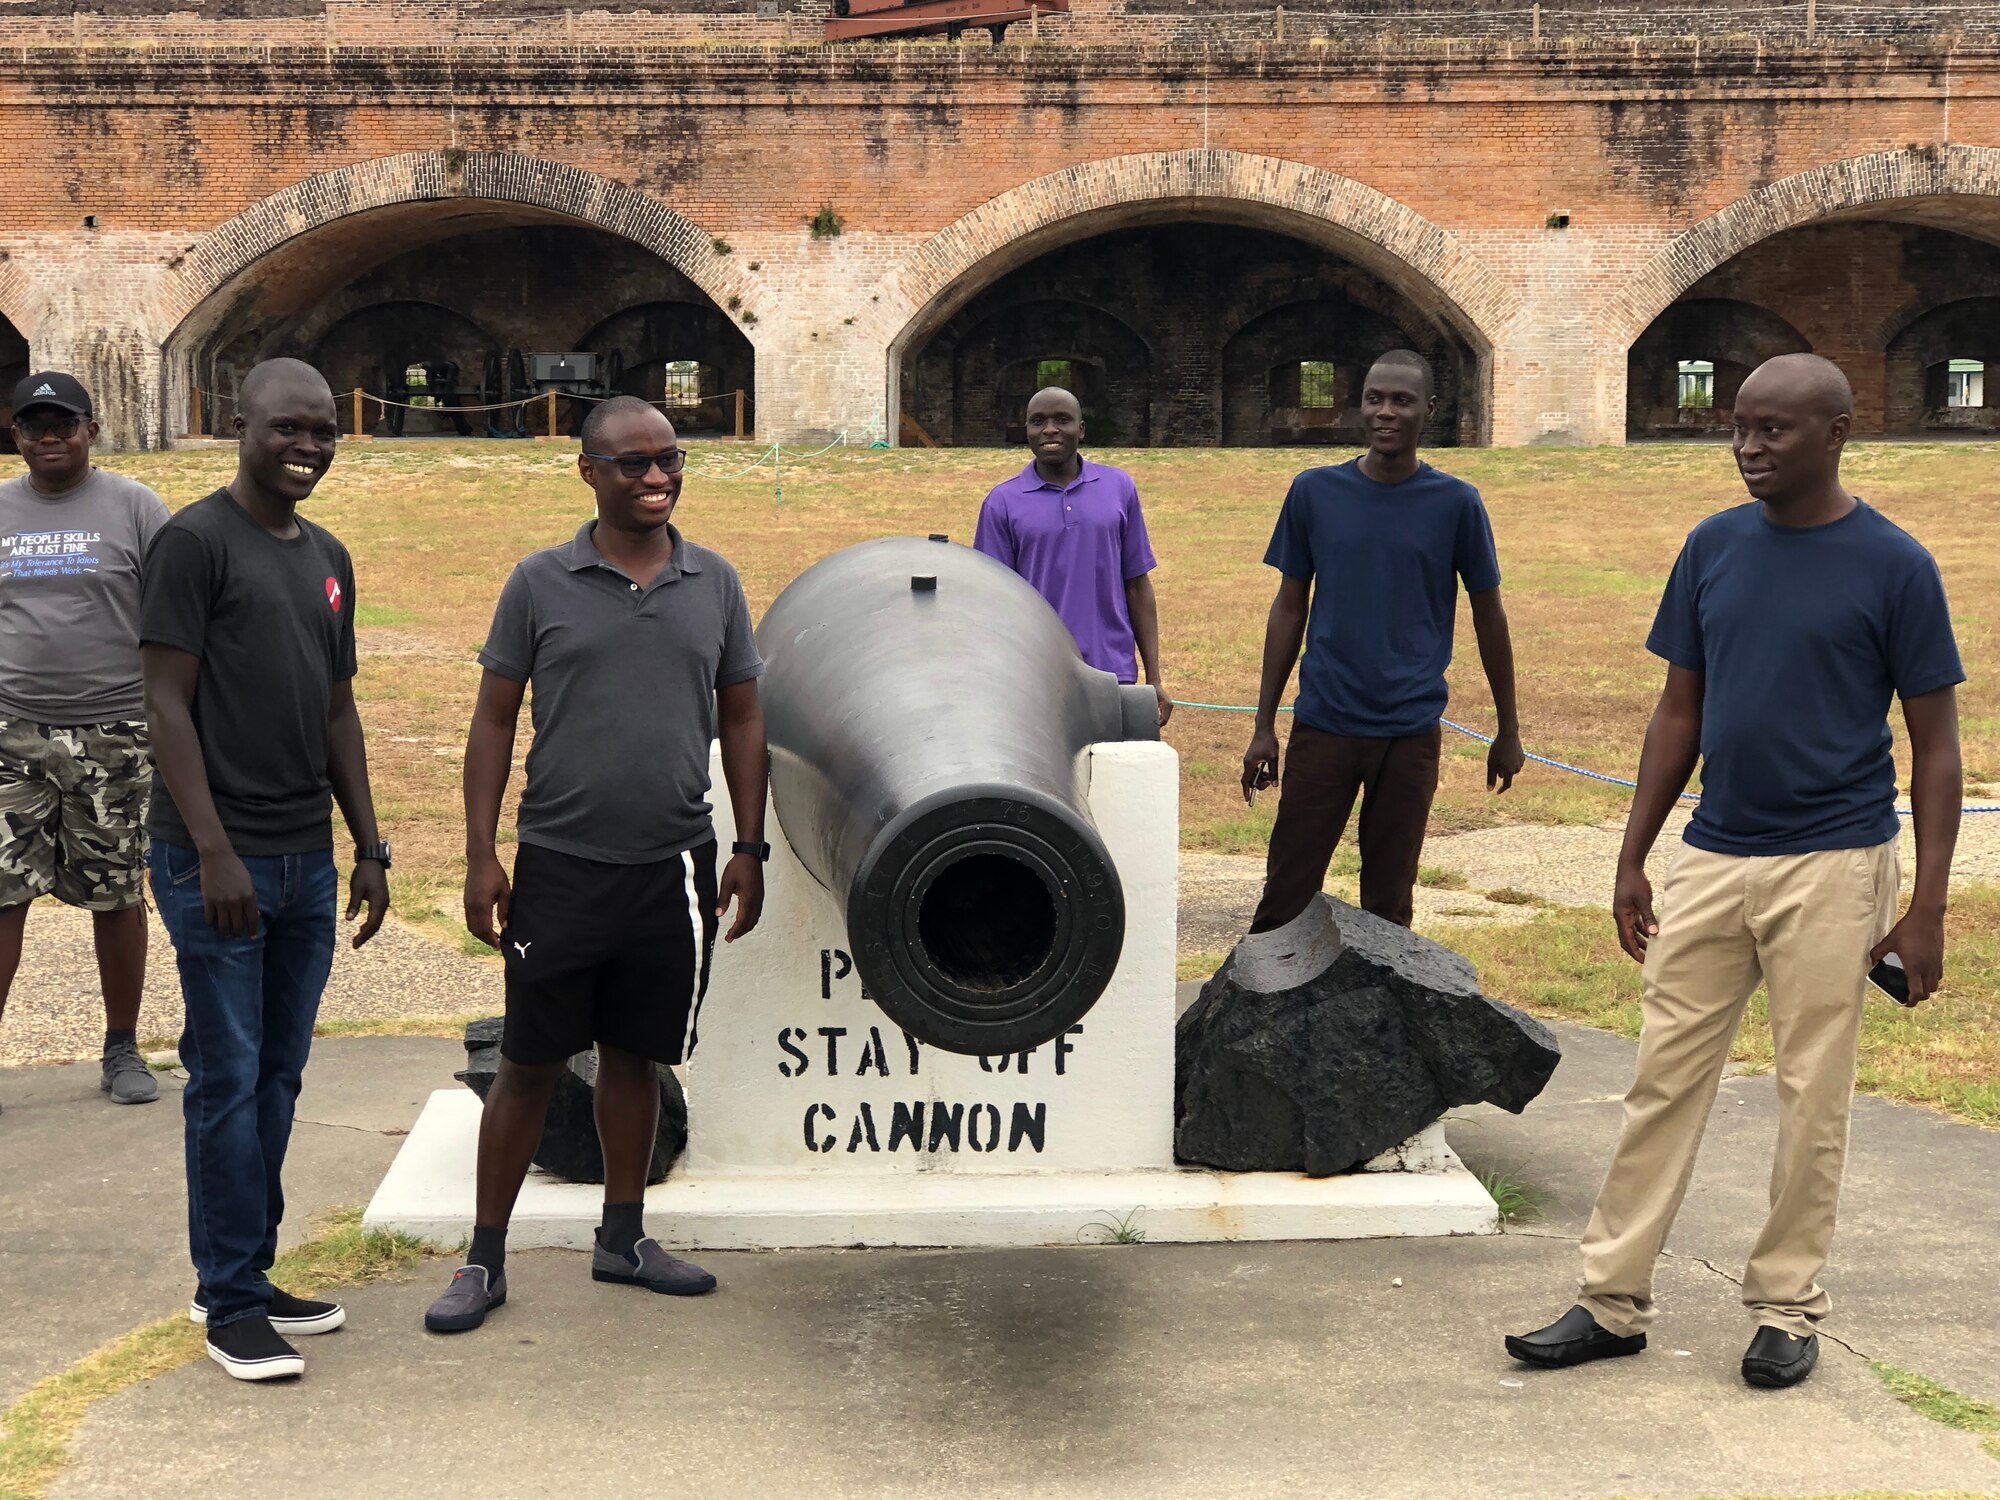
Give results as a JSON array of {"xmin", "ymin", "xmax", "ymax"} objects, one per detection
[
  {"xmin": 456, "ymin": 1018, "xmax": 688, "ymax": 1184},
  {"xmin": 1175, "ymin": 896, "xmax": 1560, "ymax": 1175}
]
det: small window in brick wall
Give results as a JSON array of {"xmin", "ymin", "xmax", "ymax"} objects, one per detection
[
  {"xmin": 1297, "ymin": 361, "xmax": 1339, "ymax": 410},
  {"xmin": 1036, "ymin": 358, "xmax": 1078, "ymax": 392},
  {"xmin": 403, "ymin": 364, "xmax": 435, "ymax": 410},
  {"xmin": 662, "ymin": 360, "xmax": 708, "ymax": 405},
  {"xmin": 1946, "ymin": 359, "xmax": 1986, "ymax": 409},
  {"xmin": 1677, "ymin": 360, "xmax": 1716, "ymax": 410}
]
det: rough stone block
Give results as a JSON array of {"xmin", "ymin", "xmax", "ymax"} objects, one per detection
[
  {"xmin": 456, "ymin": 1017, "xmax": 688, "ymax": 1185},
  {"xmin": 1174, "ymin": 895, "xmax": 1560, "ymax": 1175}
]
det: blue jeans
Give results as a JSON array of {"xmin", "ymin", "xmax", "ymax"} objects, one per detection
[{"xmin": 150, "ymin": 842, "xmax": 337, "ymax": 1328}]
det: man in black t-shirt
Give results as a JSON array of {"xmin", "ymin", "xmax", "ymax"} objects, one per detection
[{"xmin": 141, "ymin": 359, "xmax": 391, "ymax": 1384}]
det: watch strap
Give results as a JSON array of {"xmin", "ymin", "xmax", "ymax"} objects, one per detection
[{"xmin": 731, "ymin": 840, "xmax": 771, "ymax": 862}]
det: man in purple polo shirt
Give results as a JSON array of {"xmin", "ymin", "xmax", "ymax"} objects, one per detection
[{"xmin": 973, "ymin": 387, "xmax": 1170, "ymax": 725}]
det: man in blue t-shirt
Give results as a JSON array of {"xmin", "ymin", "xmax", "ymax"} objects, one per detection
[
  {"xmin": 1241, "ymin": 350, "xmax": 1523, "ymax": 930},
  {"xmin": 1508, "ymin": 354, "xmax": 1964, "ymax": 1392}
]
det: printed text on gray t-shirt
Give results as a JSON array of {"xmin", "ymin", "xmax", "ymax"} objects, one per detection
[{"xmin": 0, "ymin": 469, "xmax": 172, "ymax": 724}]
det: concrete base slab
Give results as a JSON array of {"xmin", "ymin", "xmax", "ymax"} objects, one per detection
[{"xmin": 364, "ymin": 1088, "xmax": 1499, "ymax": 1248}]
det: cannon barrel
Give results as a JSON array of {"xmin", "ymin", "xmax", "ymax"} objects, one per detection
[{"xmin": 757, "ymin": 537, "xmax": 1159, "ymax": 1055}]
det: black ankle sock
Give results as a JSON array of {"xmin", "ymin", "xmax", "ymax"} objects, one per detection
[
  {"xmin": 469, "ymin": 1224, "xmax": 507, "ymax": 1276},
  {"xmin": 597, "ymin": 1201, "xmax": 645, "ymax": 1257},
  {"xmin": 104, "ymin": 1028, "xmax": 136, "ymax": 1051}
]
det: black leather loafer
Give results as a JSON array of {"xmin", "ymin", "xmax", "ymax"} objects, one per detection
[
  {"xmin": 1742, "ymin": 1326, "xmax": 1818, "ymax": 1388},
  {"xmin": 1504, "ymin": 1305, "xmax": 1648, "ymax": 1368}
]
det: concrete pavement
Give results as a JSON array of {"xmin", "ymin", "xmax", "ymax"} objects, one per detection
[{"xmin": 3, "ymin": 1011, "xmax": 1996, "ymax": 1498}]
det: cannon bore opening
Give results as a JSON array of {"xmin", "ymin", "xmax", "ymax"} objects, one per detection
[{"xmin": 915, "ymin": 853, "xmax": 1058, "ymax": 993}]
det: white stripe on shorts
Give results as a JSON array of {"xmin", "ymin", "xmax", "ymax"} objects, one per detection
[{"xmin": 680, "ymin": 849, "xmax": 705, "ymax": 1061}]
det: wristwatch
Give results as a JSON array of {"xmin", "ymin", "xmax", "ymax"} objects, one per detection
[
  {"xmin": 355, "ymin": 841, "xmax": 393, "ymax": 869},
  {"xmin": 731, "ymin": 840, "xmax": 771, "ymax": 863}
]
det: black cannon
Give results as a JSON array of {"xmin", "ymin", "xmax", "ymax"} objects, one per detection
[{"xmin": 757, "ymin": 536, "xmax": 1158, "ymax": 1056}]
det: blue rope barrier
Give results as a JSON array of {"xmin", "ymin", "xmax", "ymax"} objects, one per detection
[{"xmin": 1170, "ymin": 699, "xmax": 2000, "ymax": 815}]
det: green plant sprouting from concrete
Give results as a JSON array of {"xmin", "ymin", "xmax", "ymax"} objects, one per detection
[
  {"xmin": 1079, "ymin": 1207, "xmax": 1148, "ymax": 1245},
  {"xmin": 1475, "ymin": 1166, "xmax": 1544, "ymax": 1225}
]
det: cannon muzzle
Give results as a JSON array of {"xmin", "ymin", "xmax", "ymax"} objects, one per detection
[{"xmin": 757, "ymin": 537, "xmax": 1159, "ymax": 1055}]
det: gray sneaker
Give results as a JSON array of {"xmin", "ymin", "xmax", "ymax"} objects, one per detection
[
  {"xmin": 591, "ymin": 1237, "xmax": 716, "ymax": 1296},
  {"xmin": 424, "ymin": 1264, "xmax": 505, "ymax": 1332},
  {"xmin": 101, "ymin": 1041, "xmax": 159, "ymax": 1105}
]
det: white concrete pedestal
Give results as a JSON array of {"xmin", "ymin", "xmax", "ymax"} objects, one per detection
[{"xmin": 365, "ymin": 741, "xmax": 1497, "ymax": 1247}]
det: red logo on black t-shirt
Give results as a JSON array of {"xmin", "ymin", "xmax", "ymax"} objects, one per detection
[{"xmin": 325, "ymin": 577, "xmax": 342, "ymax": 612}]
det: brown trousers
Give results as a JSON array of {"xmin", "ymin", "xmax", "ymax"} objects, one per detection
[
  {"xmin": 1251, "ymin": 721, "xmax": 1441, "ymax": 932},
  {"xmin": 1578, "ymin": 839, "xmax": 1900, "ymax": 1339}
]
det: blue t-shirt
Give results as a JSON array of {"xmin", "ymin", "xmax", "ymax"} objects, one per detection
[
  {"xmin": 1648, "ymin": 500, "xmax": 1964, "ymax": 857},
  {"xmin": 1264, "ymin": 459, "xmax": 1502, "ymax": 737}
]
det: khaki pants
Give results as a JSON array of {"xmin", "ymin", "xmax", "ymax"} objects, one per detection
[{"xmin": 1577, "ymin": 839, "xmax": 1899, "ymax": 1339}]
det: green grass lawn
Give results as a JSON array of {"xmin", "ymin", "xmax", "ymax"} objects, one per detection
[{"xmin": 15, "ymin": 438, "xmax": 1996, "ymax": 1119}]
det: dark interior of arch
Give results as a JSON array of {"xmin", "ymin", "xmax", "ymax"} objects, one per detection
[
  {"xmin": 0, "ymin": 314, "xmax": 27, "ymax": 454},
  {"xmin": 1627, "ymin": 219, "xmax": 2000, "ymax": 440},
  {"xmin": 900, "ymin": 224, "xmax": 1475, "ymax": 448},
  {"xmin": 183, "ymin": 222, "xmax": 752, "ymax": 437}
]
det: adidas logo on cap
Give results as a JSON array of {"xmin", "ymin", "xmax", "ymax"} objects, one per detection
[{"xmin": 31, "ymin": 384, "xmax": 54, "ymax": 397}]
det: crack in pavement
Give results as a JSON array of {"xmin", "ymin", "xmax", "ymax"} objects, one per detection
[
  {"xmin": 1686, "ymin": 1253, "xmax": 1869, "ymax": 1359},
  {"xmin": 295, "ymin": 1116, "xmax": 407, "ymax": 1137}
]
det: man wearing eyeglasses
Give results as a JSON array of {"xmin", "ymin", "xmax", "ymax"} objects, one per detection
[
  {"xmin": 0, "ymin": 371, "xmax": 171, "ymax": 1110},
  {"xmin": 425, "ymin": 396, "xmax": 768, "ymax": 1334}
]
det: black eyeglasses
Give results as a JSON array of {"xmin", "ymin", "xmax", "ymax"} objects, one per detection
[
  {"xmin": 584, "ymin": 447, "xmax": 686, "ymax": 478},
  {"xmin": 14, "ymin": 414, "xmax": 82, "ymax": 442}
]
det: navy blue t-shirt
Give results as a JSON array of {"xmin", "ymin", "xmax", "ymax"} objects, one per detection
[
  {"xmin": 1648, "ymin": 500, "xmax": 1963, "ymax": 857},
  {"xmin": 1265, "ymin": 459, "xmax": 1502, "ymax": 737}
]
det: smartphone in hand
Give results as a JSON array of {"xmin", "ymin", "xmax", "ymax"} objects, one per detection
[{"xmin": 1867, "ymin": 952, "xmax": 1915, "ymax": 1007}]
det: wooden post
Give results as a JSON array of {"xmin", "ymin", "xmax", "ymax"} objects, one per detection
[
  {"xmin": 190, "ymin": 385, "xmax": 202, "ymax": 438},
  {"xmin": 735, "ymin": 389, "xmax": 746, "ymax": 440},
  {"xmin": 546, "ymin": 389, "xmax": 558, "ymax": 439},
  {"xmin": 352, "ymin": 387, "xmax": 364, "ymax": 438},
  {"xmin": 1531, "ymin": 2, "xmax": 1541, "ymax": 42}
]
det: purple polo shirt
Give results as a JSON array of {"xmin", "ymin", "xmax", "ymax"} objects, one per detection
[{"xmin": 973, "ymin": 458, "xmax": 1157, "ymax": 683}]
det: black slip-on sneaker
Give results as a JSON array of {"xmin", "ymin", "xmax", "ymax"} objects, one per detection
[
  {"xmin": 424, "ymin": 1265, "xmax": 507, "ymax": 1332},
  {"xmin": 190, "ymin": 1285, "xmax": 345, "ymax": 1335},
  {"xmin": 591, "ymin": 1237, "xmax": 716, "ymax": 1296},
  {"xmin": 1504, "ymin": 1305, "xmax": 1648, "ymax": 1368},
  {"xmin": 1742, "ymin": 1327, "xmax": 1819, "ymax": 1388},
  {"xmin": 206, "ymin": 1315, "xmax": 304, "ymax": 1382}
]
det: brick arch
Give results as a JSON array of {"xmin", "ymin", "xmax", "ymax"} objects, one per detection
[
  {"xmin": 865, "ymin": 151, "xmax": 1521, "ymax": 359},
  {"xmin": 0, "ymin": 261, "xmax": 52, "ymax": 351},
  {"xmin": 1612, "ymin": 144, "xmax": 2000, "ymax": 350},
  {"xmin": 152, "ymin": 150, "xmax": 738, "ymax": 344}
]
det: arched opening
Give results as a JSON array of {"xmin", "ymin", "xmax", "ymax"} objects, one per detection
[
  {"xmin": 577, "ymin": 301, "xmax": 754, "ymax": 437},
  {"xmin": 906, "ymin": 291, "xmax": 1150, "ymax": 446},
  {"xmin": 1625, "ymin": 299, "xmax": 1811, "ymax": 439},
  {"xmin": 0, "ymin": 314, "xmax": 29, "ymax": 454},
  {"xmin": 899, "ymin": 224, "xmax": 1475, "ymax": 448},
  {"xmin": 1224, "ymin": 293, "xmax": 1451, "ymax": 446},
  {"xmin": 1886, "ymin": 299, "xmax": 2000, "ymax": 435},
  {"xmin": 163, "ymin": 195, "xmax": 750, "ymax": 443},
  {"xmin": 1620, "ymin": 152, "xmax": 2000, "ymax": 440}
]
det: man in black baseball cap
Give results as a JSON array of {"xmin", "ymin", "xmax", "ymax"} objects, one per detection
[
  {"xmin": 11, "ymin": 371, "xmax": 93, "ymax": 420},
  {"xmin": 0, "ymin": 370, "xmax": 172, "ymax": 1111}
]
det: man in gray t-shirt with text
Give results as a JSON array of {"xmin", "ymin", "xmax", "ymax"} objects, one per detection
[{"xmin": 0, "ymin": 371, "xmax": 172, "ymax": 1107}]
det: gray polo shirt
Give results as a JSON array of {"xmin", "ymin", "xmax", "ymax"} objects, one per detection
[
  {"xmin": 0, "ymin": 468, "xmax": 171, "ymax": 724},
  {"xmin": 478, "ymin": 521, "xmax": 764, "ymax": 864}
]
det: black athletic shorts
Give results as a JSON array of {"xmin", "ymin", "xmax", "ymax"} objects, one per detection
[{"xmin": 499, "ymin": 840, "xmax": 719, "ymax": 1067}]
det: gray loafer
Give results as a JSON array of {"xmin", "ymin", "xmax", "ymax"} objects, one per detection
[
  {"xmin": 101, "ymin": 1041, "xmax": 159, "ymax": 1105},
  {"xmin": 592, "ymin": 1237, "xmax": 716, "ymax": 1296},
  {"xmin": 424, "ymin": 1265, "xmax": 506, "ymax": 1332}
]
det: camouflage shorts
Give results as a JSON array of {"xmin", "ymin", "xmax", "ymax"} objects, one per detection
[{"xmin": 0, "ymin": 717, "xmax": 153, "ymax": 911}]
